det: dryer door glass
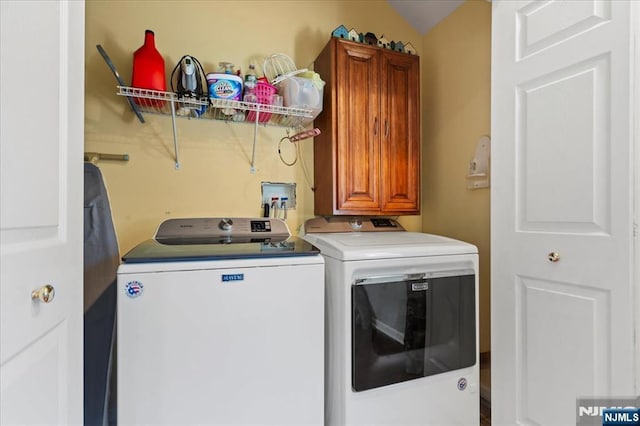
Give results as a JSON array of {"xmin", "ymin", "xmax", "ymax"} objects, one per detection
[{"xmin": 351, "ymin": 273, "xmax": 476, "ymax": 392}]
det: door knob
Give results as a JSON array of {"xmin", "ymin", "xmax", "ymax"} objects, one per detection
[
  {"xmin": 31, "ymin": 284, "xmax": 55, "ymax": 303},
  {"xmin": 547, "ymin": 252, "xmax": 560, "ymax": 262}
]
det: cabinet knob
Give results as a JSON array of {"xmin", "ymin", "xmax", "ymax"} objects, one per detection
[
  {"xmin": 548, "ymin": 252, "xmax": 560, "ymax": 262},
  {"xmin": 31, "ymin": 284, "xmax": 55, "ymax": 304}
]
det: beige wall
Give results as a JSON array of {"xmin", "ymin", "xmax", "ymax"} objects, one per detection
[
  {"xmin": 86, "ymin": 0, "xmax": 491, "ymax": 350},
  {"xmin": 421, "ymin": 0, "xmax": 492, "ymax": 352},
  {"xmin": 85, "ymin": 0, "xmax": 423, "ymax": 255}
]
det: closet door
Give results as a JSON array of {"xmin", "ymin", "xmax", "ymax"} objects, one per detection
[
  {"xmin": 0, "ymin": 1, "xmax": 84, "ymax": 424},
  {"xmin": 491, "ymin": 1, "xmax": 637, "ymax": 425}
]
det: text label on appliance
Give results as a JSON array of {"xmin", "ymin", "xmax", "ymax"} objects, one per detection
[{"xmin": 222, "ymin": 274, "xmax": 244, "ymax": 282}]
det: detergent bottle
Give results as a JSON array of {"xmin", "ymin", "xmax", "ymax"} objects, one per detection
[{"xmin": 132, "ymin": 30, "xmax": 166, "ymax": 106}]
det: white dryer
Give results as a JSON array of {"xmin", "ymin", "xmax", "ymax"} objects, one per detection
[
  {"xmin": 303, "ymin": 217, "xmax": 479, "ymax": 426},
  {"xmin": 117, "ymin": 218, "xmax": 324, "ymax": 425}
]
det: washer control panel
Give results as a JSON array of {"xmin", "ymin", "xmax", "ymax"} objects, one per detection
[{"xmin": 155, "ymin": 217, "xmax": 289, "ymax": 241}]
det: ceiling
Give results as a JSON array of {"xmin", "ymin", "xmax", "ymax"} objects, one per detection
[{"xmin": 387, "ymin": 0, "xmax": 465, "ymax": 35}]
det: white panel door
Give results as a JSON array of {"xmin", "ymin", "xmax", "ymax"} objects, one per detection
[
  {"xmin": 0, "ymin": 1, "xmax": 84, "ymax": 424},
  {"xmin": 491, "ymin": 1, "xmax": 636, "ymax": 425}
]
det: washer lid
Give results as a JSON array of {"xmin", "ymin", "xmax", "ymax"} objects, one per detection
[
  {"xmin": 302, "ymin": 231, "xmax": 477, "ymax": 261},
  {"xmin": 122, "ymin": 217, "xmax": 320, "ymax": 263},
  {"xmin": 122, "ymin": 236, "xmax": 319, "ymax": 263}
]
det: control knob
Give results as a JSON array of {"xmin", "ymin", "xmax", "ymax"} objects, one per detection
[
  {"xmin": 350, "ymin": 218, "xmax": 363, "ymax": 231},
  {"xmin": 218, "ymin": 218, "xmax": 233, "ymax": 231}
]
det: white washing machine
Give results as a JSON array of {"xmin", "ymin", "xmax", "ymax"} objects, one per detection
[
  {"xmin": 117, "ymin": 218, "xmax": 324, "ymax": 425},
  {"xmin": 302, "ymin": 217, "xmax": 479, "ymax": 426}
]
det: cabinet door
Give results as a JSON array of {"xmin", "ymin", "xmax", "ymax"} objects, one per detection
[
  {"xmin": 380, "ymin": 51, "xmax": 420, "ymax": 213},
  {"xmin": 334, "ymin": 40, "xmax": 381, "ymax": 213}
]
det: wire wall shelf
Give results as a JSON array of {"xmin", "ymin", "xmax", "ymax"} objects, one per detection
[{"xmin": 117, "ymin": 86, "xmax": 314, "ymax": 170}]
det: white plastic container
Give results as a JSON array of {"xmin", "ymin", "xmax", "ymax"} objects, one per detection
[
  {"xmin": 278, "ymin": 76, "xmax": 324, "ymax": 122},
  {"xmin": 206, "ymin": 73, "xmax": 243, "ymax": 101}
]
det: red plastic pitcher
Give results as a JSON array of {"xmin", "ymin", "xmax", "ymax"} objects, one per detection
[{"xmin": 132, "ymin": 30, "xmax": 165, "ymax": 106}]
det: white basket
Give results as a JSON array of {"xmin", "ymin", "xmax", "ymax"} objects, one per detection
[{"xmin": 263, "ymin": 53, "xmax": 308, "ymax": 85}]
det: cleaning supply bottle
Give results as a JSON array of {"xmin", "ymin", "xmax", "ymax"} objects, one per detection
[
  {"xmin": 207, "ymin": 62, "xmax": 243, "ymax": 101},
  {"xmin": 219, "ymin": 62, "xmax": 235, "ymax": 75},
  {"xmin": 132, "ymin": 30, "xmax": 166, "ymax": 106},
  {"xmin": 243, "ymin": 64, "xmax": 258, "ymax": 104},
  {"xmin": 244, "ymin": 64, "xmax": 257, "ymax": 93}
]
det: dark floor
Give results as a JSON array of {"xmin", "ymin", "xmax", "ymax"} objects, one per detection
[
  {"xmin": 108, "ymin": 395, "xmax": 492, "ymax": 425},
  {"xmin": 479, "ymin": 351, "xmax": 491, "ymax": 425},
  {"xmin": 480, "ymin": 397, "xmax": 491, "ymax": 426}
]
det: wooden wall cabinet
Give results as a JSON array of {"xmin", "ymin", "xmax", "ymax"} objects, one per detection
[{"xmin": 313, "ymin": 38, "xmax": 420, "ymax": 216}]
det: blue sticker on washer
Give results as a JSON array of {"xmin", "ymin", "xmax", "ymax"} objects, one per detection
[
  {"xmin": 457, "ymin": 377, "xmax": 467, "ymax": 391},
  {"xmin": 125, "ymin": 281, "xmax": 144, "ymax": 298}
]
